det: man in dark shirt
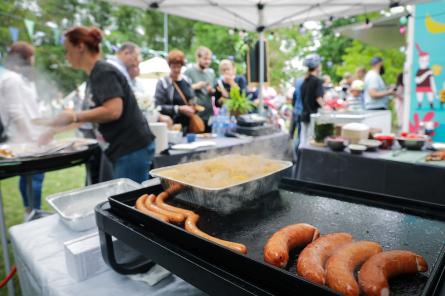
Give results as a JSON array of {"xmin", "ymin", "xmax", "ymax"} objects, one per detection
[{"xmin": 300, "ymin": 54, "xmax": 325, "ymax": 147}]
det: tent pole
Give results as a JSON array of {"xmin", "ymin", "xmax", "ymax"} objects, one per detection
[
  {"xmin": 257, "ymin": 3, "xmax": 265, "ymax": 115},
  {"xmin": 258, "ymin": 31, "xmax": 265, "ymax": 115},
  {"xmin": 403, "ymin": 6, "xmax": 415, "ymax": 132},
  {"xmin": 164, "ymin": 13, "xmax": 168, "ymax": 53}
]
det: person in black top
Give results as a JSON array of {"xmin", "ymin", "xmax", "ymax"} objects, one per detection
[
  {"xmin": 300, "ymin": 54, "xmax": 325, "ymax": 147},
  {"xmin": 214, "ymin": 59, "xmax": 247, "ymax": 107},
  {"xmin": 45, "ymin": 26, "xmax": 155, "ymax": 183},
  {"xmin": 155, "ymin": 49, "xmax": 197, "ymax": 134}
]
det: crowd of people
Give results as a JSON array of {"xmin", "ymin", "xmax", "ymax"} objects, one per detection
[
  {"xmin": 0, "ymin": 25, "xmax": 266, "ymax": 217},
  {"xmin": 0, "ymin": 25, "xmax": 405, "ymax": 218},
  {"xmin": 290, "ymin": 53, "xmax": 404, "ymax": 154}
]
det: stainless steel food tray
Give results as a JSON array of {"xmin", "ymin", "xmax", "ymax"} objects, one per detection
[
  {"xmin": 47, "ymin": 178, "xmax": 141, "ymax": 231},
  {"xmin": 150, "ymin": 157, "xmax": 292, "ymax": 214}
]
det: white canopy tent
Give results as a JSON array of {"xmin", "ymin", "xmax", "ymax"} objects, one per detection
[
  {"xmin": 107, "ymin": 0, "xmax": 427, "ymax": 113},
  {"xmin": 335, "ymin": 13, "xmax": 405, "ymax": 49}
]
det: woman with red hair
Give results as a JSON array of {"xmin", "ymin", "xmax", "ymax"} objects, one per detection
[
  {"xmin": 48, "ymin": 26, "xmax": 155, "ymax": 182},
  {"xmin": 0, "ymin": 42, "xmax": 45, "ymax": 217}
]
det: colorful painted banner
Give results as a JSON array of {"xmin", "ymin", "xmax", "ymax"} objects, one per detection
[{"xmin": 410, "ymin": 1, "xmax": 445, "ymax": 140}]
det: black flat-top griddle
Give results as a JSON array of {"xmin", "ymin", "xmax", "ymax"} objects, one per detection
[{"xmin": 96, "ymin": 179, "xmax": 445, "ymax": 296}]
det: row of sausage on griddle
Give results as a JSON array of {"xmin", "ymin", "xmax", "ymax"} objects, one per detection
[
  {"xmin": 133, "ymin": 186, "xmax": 247, "ymax": 254},
  {"xmin": 133, "ymin": 191, "xmax": 427, "ymax": 296},
  {"xmin": 264, "ymin": 223, "xmax": 428, "ymax": 296}
]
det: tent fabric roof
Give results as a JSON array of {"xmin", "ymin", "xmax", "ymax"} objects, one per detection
[
  {"xmin": 108, "ymin": 0, "xmax": 423, "ymax": 31},
  {"xmin": 335, "ymin": 13, "xmax": 405, "ymax": 49}
]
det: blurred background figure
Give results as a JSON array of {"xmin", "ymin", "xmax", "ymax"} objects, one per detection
[
  {"xmin": 395, "ymin": 72, "xmax": 405, "ymax": 128},
  {"xmin": 48, "ymin": 26, "xmax": 155, "ymax": 183},
  {"xmin": 107, "ymin": 42, "xmax": 141, "ymax": 89},
  {"xmin": 184, "ymin": 46, "xmax": 215, "ymax": 132},
  {"xmin": 346, "ymin": 80, "xmax": 365, "ymax": 112},
  {"xmin": 355, "ymin": 67, "xmax": 367, "ymax": 81},
  {"xmin": 155, "ymin": 49, "xmax": 196, "ymax": 134},
  {"xmin": 0, "ymin": 42, "xmax": 45, "ymax": 217},
  {"xmin": 214, "ymin": 59, "xmax": 246, "ymax": 107},
  {"xmin": 300, "ymin": 54, "xmax": 325, "ymax": 146},
  {"xmin": 364, "ymin": 57, "xmax": 394, "ymax": 110}
]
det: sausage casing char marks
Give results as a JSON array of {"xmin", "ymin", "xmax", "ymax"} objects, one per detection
[
  {"xmin": 358, "ymin": 250, "xmax": 428, "ymax": 296},
  {"xmin": 264, "ymin": 223, "xmax": 320, "ymax": 268},
  {"xmin": 135, "ymin": 195, "xmax": 169, "ymax": 222},
  {"xmin": 325, "ymin": 241, "xmax": 382, "ymax": 296},
  {"xmin": 297, "ymin": 232, "xmax": 353, "ymax": 285}
]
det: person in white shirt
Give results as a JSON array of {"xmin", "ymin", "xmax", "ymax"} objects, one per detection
[
  {"xmin": 0, "ymin": 42, "xmax": 45, "ymax": 215},
  {"xmin": 364, "ymin": 57, "xmax": 395, "ymax": 110},
  {"xmin": 107, "ymin": 42, "xmax": 141, "ymax": 89}
]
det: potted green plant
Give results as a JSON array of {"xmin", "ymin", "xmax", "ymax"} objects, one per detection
[{"xmin": 224, "ymin": 86, "xmax": 254, "ymax": 117}]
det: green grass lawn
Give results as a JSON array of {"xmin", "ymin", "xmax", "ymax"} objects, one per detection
[
  {"xmin": 0, "ymin": 131, "xmax": 87, "ymax": 295},
  {"xmin": 0, "ymin": 164, "xmax": 86, "ymax": 296}
]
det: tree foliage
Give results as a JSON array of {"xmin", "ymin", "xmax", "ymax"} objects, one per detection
[
  {"xmin": 1, "ymin": 0, "xmax": 405, "ymax": 95},
  {"xmin": 336, "ymin": 40, "xmax": 405, "ymax": 85}
]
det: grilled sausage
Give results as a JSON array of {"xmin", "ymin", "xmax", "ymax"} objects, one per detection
[
  {"xmin": 135, "ymin": 195, "xmax": 169, "ymax": 222},
  {"xmin": 326, "ymin": 241, "xmax": 382, "ymax": 296},
  {"xmin": 185, "ymin": 213, "xmax": 247, "ymax": 254},
  {"xmin": 144, "ymin": 194, "xmax": 186, "ymax": 223},
  {"xmin": 165, "ymin": 183, "xmax": 185, "ymax": 196},
  {"xmin": 155, "ymin": 191, "xmax": 195, "ymax": 217},
  {"xmin": 264, "ymin": 223, "xmax": 320, "ymax": 268},
  {"xmin": 297, "ymin": 232, "xmax": 353, "ymax": 285},
  {"xmin": 358, "ymin": 250, "xmax": 428, "ymax": 296}
]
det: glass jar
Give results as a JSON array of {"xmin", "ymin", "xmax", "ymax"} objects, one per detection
[{"xmin": 314, "ymin": 110, "xmax": 335, "ymax": 143}]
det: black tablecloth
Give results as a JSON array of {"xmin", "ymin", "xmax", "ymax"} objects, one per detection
[{"xmin": 295, "ymin": 146, "xmax": 445, "ymax": 206}]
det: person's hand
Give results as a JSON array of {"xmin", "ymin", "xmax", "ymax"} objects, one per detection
[
  {"xmin": 179, "ymin": 105, "xmax": 196, "ymax": 117},
  {"xmin": 38, "ymin": 129, "xmax": 55, "ymax": 146},
  {"xmin": 386, "ymin": 89, "xmax": 396, "ymax": 96},
  {"xmin": 193, "ymin": 81, "xmax": 208, "ymax": 90},
  {"xmin": 216, "ymin": 85, "xmax": 230, "ymax": 99},
  {"xmin": 223, "ymin": 74, "xmax": 236, "ymax": 86},
  {"xmin": 52, "ymin": 111, "xmax": 76, "ymax": 127}
]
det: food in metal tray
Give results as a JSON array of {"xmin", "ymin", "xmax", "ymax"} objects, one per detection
[
  {"xmin": 263, "ymin": 223, "xmax": 320, "ymax": 268},
  {"xmin": 325, "ymin": 241, "xmax": 382, "ymax": 296},
  {"xmin": 156, "ymin": 154, "xmax": 286, "ymax": 189},
  {"xmin": 134, "ymin": 191, "xmax": 248, "ymax": 254},
  {"xmin": 297, "ymin": 232, "xmax": 353, "ymax": 285},
  {"xmin": 359, "ymin": 250, "xmax": 428, "ymax": 296}
]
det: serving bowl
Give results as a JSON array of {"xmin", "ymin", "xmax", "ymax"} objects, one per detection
[
  {"xmin": 348, "ymin": 144, "xmax": 367, "ymax": 155},
  {"xmin": 325, "ymin": 137, "xmax": 347, "ymax": 151},
  {"xmin": 373, "ymin": 133, "xmax": 395, "ymax": 150},
  {"xmin": 359, "ymin": 139, "xmax": 382, "ymax": 151},
  {"xmin": 397, "ymin": 135, "xmax": 428, "ymax": 150}
]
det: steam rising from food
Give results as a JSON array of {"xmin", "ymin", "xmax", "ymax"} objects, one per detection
[{"xmin": 159, "ymin": 154, "xmax": 286, "ymax": 189}]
